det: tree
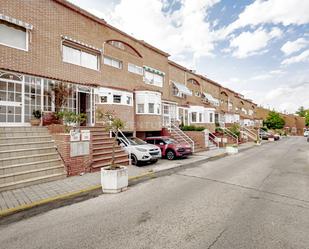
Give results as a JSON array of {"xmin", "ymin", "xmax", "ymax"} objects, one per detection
[
  {"xmin": 97, "ymin": 110, "xmax": 125, "ymax": 170},
  {"xmin": 296, "ymin": 106, "xmax": 307, "ymax": 117},
  {"xmin": 263, "ymin": 111, "xmax": 285, "ymax": 129},
  {"xmin": 305, "ymin": 112, "xmax": 309, "ymax": 127}
]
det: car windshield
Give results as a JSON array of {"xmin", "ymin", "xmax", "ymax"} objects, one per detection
[
  {"xmin": 129, "ymin": 137, "xmax": 147, "ymax": 145},
  {"xmin": 163, "ymin": 138, "xmax": 176, "ymax": 144}
]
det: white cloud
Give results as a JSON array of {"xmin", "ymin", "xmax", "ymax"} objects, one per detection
[
  {"xmin": 229, "ymin": 27, "xmax": 282, "ymax": 58},
  {"xmin": 281, "ymin": 38, "xmax": 309, "ymax": 56},
  {"xmin": 221, "ymin": 0, "xmax": 309, "ymax": 37},
  {"xmin": 281, "ymin": 49, "xmax": 309, "ymax": 65},
  {"xmin": 74, "ymin": 0, "xmax": 220, "ymax": 63}
]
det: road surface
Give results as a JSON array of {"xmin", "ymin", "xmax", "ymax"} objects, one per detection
[{"xmin": 1, "ymin": 137, "xmax": 309, "ymax": 249}]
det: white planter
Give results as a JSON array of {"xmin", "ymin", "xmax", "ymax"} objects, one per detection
[
  {"xmin": 226, "ymin": 146, "xmax": 238, "ymax": 154},
  {"xmin": 101, "ymin": 166, "xmax": 128, "ymax": 193},
  {"xmin": 268, "ymin": 137, "xmax": 275, "ymax": 141}
]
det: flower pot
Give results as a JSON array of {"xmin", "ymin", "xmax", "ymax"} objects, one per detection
[
  {"xmin": 101, "ymin": 166, "xmax": 128, "ymax": 193},
  {"xmin": 226, "ymin": 146, "xmax": 238, "ymax": 154},
  {"xmin": 30, "ymin": 118, "xmax": 41, "ymax": 126}
]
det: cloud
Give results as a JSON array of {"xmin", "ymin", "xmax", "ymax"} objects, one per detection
[
  {"xmin": 229, "ymin": 27, "xmax": 282, "ymax": 58},
  {"xmin": 281, "ymin": 38, "xmax": 309, "ymax": 56},
  {"xmin": 220, "ymin": 0, "xmax": 309, "ymax": 37},
  {"xmin": 281, "ymin": 49, "xmax": 309, "ymax": 65}
]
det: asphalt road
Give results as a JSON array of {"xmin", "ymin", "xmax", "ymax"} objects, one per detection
[{"xmin": 1, "ymin": 137, "xmax": 309, "ymax": 249}]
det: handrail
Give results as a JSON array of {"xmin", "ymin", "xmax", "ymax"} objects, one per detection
[
  {"xmin": 222, "ymin": 127, "xmax": 239, "ymax": 145},
  {"xmin": 208, "ymin": 131, "xmax": 219, "ymax": 147},
  {"xmin": 171, "ymin": 123, "xmax": 195, "ymax": 152},
  {"xmin": 111, "ymin": 128, "xmax": 132, "ymax": 165},
  {"xmin": 241, "ymin": 127, "xmax": 257, "ymax": 141}
]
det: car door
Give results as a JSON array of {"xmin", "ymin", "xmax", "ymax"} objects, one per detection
[{"xmin": 154, "ymin": 139, "xmax": 165, "ymax": 154}]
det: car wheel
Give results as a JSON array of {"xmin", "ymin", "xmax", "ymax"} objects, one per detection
[
  {"xmin": 166, "ymin": 150, "xmax": 176, "ymax": 160},
  {"xmin": 131, "ymin": 154, "xmax": 138, "ymax": 166}
]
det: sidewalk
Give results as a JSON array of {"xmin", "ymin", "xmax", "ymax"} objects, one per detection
[{"xmin": 0, "ymin": 142, "xmax": 260, "ymax": 218}]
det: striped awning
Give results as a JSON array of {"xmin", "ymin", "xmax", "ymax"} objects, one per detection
[
  {"xmin": 0, "ymin": 14, "xmax": 33, "ymax": 30},
  {"xmin": 203, "ymin": 92, "xmax": 220, "ymax": 105},
  {"xmin": 62, "ymin": 35, "xmax": 103, "ymax": 53},
  {"xmin": 143, "ymin": 66, "xmax": 165, "ymax": 76},
  {"xmin": 172, "ymin": 81, "xmax": 192, "ymax": 96}
]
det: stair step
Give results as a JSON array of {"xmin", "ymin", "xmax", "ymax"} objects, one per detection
[
  {"xmin": 0, "ymin": 165, "xmax": 65, "ymax": 184},
  {"xmin": 0, "ymin": 153, "xmax": 60, "ymax": 167},
  {"xmin": 92, "ymin": 158, "xmax": 129, "ymax": 169},
  {"xmin": 0, "ymin": 147, "xmax": 57, "ymax": 160},
  {"xmin": 0, "ymin": 130, "xmax": 49, "ymax": 137},
  {"xmin": 93, "ymin": 153, "xmax": 128, "ymax": 163},
  {"xmin": 0, "ymin": 135, "xmax": 52, "ymax": 144},
  {"xmin": 93, "ymin": 149, "xmax": 126, "ymax": 157},
  {"xmin": 0, "ymin": 141, "xmax": 55, "ymax": 151},
  {"xmin": 0, "ymin": 173, "xmax": 66, "ymax": 192},
  {"xmin": 0, "ymin": 159, "xmax": 63, "ymax": 175},
  {"xmin": 0, "ymin": 127, "xmax": 47, "ymax": 132}
]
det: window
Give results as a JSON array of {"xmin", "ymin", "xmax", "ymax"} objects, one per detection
[
  {"xmin": 128, "ymin": 63, "xmax": 143, "ymax": 75},
  {"xmin": 191, "ymin": 112, "xmax": 197, "ymax": 123},
  {"xmin": 100, "ymin": 96, "xmax": 108, "ymax": 103},
  {"xmin": 62, "ymin": 45, "xmax": 99, "ymax": 70},
  {"xmin": 135, "ymin": 91, "xmax": 161, "ymax": 115},
  {"xmin": 110, "ymin": 40, "xmax": 125, "ymax": 50},
  {"xmin": 137, "ymin": 104, "xmax": 144, "ymax": 113},
  {"xmin": 126, "ymin": 96, "xmax": 131, "ymax": 105},
  {"xmin": 209, "ymin": 113, "xmax": 213, "ymax": 123},
  {"xmin": 144, "ymin": 70, "xmax": 164, "ymax": 87},
  {"xmin": 199, "ymin": 113, "xmax": 203, "ymax": 122},
  {"xmin": 0, "ymin": 21, "xmax": 27, "ymax": 50},
  {"xmin": 104, "ymin": 56, "xmax": 122, "ymax": 69},
  {"xmin": 148, "ymin": 103, "xmax": 154, "ymax": 113},
  {"xmin": 113, "ymin": 95, "xmax": 121, "ymax": 103}
]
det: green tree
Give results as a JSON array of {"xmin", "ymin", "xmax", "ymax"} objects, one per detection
[
  {"xmin": 263, "ymin": 111, "xmax": 285, "ymax": 129},
  {"xmin": 305, "ymin": 112, "xmax": 309, "ymax": 126},
  {"xmin": 296, "ymin": 106, "xmax": 307, "ymax": 117}
]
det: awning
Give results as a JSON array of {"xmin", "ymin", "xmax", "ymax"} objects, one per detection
[
  {"xmin": 172, "ymin": 82, "xmax": 192, "ymax": 96},
  {"xmin": 143, "ymin": 66, "xmax": 165, "ymax": 76},
  {"xmin": 203, "ymin": 92, "xmax": 219, "ymax": 105},
  {"xmin": 0, "ymin": 14, "xmax": 33, "ymax": 30},
  {"xmin": 62, "ymin": 35, "xmax": 103, "ymax": 53}
]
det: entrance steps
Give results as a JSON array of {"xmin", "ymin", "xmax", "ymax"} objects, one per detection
[
  {"xmin": 0, "ymin": 127, "xmax": 66, "ymax": 191},
  {"xmin": 90, "ymin": 130, "xmax": 129, "ymax": 171}
]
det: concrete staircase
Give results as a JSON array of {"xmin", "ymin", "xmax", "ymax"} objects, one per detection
[
  {"xmin": 90, "ymin": 129, "xmax": 129, "ymax": 171},
  {"xmin": 0, "ymin": 127, "xmax": 66, "ymax": 191}
]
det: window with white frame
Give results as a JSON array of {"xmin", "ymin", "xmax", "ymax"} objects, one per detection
[
  {"xmin": 248, "ymin": 109, "xmax": 253, "ymax": 115},
  {"xmin": 135, "ymin": 91, "xmax": 161, "ymax": 115},
  {"xmin": 143, "ymin": 68, "xmax": 164, "ymax": 87},
  {"xmin": 0, "ymin": 21, "xmax": 27, "ymax": 50},
  {"xmin": 103, "ymin": 56, "xmax": 122, "ymax": 69},
  {"xmin": 128, "ymin": 63, "xmax": 143, "ymax": 75},
  {"xmin": 191, "ymin": 112, "xmax": 197, "ymax": 123},
  {"xmin": 95, "ymin": 87, "xmax": 133, "ymax": 106},
  {"xmin": 113, "ymin": 95, "xmax": 121, "ymax": 103},
  {"xmin": 209, "ymin": 113, "xmax": 213, "ymax": 123},
  {"xmin": 62, "ymin": 44, "xmax": 99, "ymax": 70}
]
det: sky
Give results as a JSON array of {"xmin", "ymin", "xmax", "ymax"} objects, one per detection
[{"xmin": 68, "ymin": 0, "xmax": 309, "ymax": 114}]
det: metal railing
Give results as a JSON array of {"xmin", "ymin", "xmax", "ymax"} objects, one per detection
[
  {"xmin": 170, "ymin": 123, "xmax": 195, "ymax": 152},
  {"xmin": 222, "ymin": 127, "xmax": 239, "ymax": 145},
  {"xmin": 110, "ymin": 128, "xmax": 132, "ymax": 165},
  {"xmin": 208, "ymin": 131, "xmax": 220, "ymax": 148},
  {"xmin": 241, "ymin": 127, "xmax": 258, "ymax": 141}
]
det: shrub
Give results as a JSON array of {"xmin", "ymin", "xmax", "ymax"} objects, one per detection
[
  {"xmin": 32, "ymin": 110, "xmax": 42, "ymax": 119},
  {"xmin": 180, "ymin": 125, "xmax": 205, "ymax": 131},
  {"xmin": 229, "ymin": 123, "xmax": 241, "ymax": 138}
]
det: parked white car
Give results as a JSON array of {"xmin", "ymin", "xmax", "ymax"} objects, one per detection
[
  {"xmin": 304, "ymin": 130, "xmax": 309, "ymax": 137},
  {"xmin": 117, "ymin": 137, "xmax": 161, "ymax": 166}
]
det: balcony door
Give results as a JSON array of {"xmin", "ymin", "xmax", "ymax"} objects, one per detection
[{"xmin": 0, "ymin": 72, "xmax": 24, "ymax": 126}]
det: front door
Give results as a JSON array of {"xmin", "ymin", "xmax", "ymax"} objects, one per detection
[{"xmin": 0, "ymin": 72, "xmax": 23, "ymax": 126}]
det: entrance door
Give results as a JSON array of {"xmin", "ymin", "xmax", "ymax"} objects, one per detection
[
  {"xmin": 78, "ymin": 89, "xmax": 94, "ymax": 126},
  {"xmin": 0, "ymin": 73, "xmax": 23, "ymax": 126}
]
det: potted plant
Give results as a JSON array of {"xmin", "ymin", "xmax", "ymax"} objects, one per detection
[
  {"xmin": 98, "ymin": 110, "xmax": 128, "ymax": 193},
  {"xmin": 226, "ymin": 144, "xmax": 238, "ymax": 154},
  {"xmin": 30, "ymin": 110, "xmax": 42, "ymax": 126}
]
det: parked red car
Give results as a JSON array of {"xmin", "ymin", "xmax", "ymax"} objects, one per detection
[{"xmin": 145, "ymin": 136, "xmax": 192, "ymax": 160}]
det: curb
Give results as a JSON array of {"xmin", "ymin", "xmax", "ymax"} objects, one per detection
[{"xmin": 0, "ymin": 142, "xmax": 263, "ymax": 222}]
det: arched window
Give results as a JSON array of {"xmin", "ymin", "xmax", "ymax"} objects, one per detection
[
  {"xmin": 107, "ymin": 40, "xmax": 142, "ymax": 58},
  {"xmin": 220, "ymin": 91, "xmax": 228, "ymax": 97},
  {"xmin": 187, "ymin": 78, "xmax": 200, "ymax": 86}
]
